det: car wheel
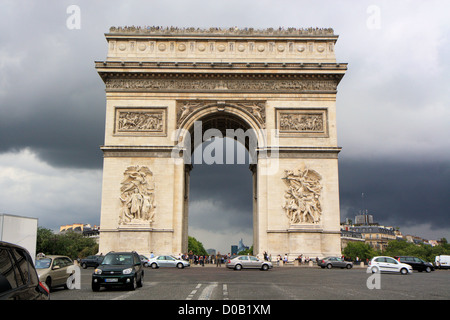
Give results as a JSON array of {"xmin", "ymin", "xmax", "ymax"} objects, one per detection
[
  {"xmin": 81, "ymin": 263, "xmax": 87, "ymax": 269},
  {"xmin": 261, "ymin": 264, "xmax": 269, "ymax": 271},
  {"xmin": 129, "ymin": 276, "xmax": 137, "ymax": 290},
  {"xmin": 235, "ymin": 264, "xmax": 242, "ymax": 271},
  {"xmin": 400, "ymin": 268, "xmax": 408, "ymax": 275},
  {"xmin": 137, "ymin": 272, "xmax": 143, "ymax": 287},
  {"xmin": 346, "ymin": 264, "xmax": 352, "ymax": 269},
  {"xmin": 177, "ymin": 262, "xmax": 184, "ymax": 269},
  {"xmin": 425, "ymin": 267, "xmax": 431, "ymax": 273},
  {"xmin": 371, "ymin": 266, "xmax": 379, "ymax": 273},
  {"xmin": 92, "ymin": 282, "xmax": 100, "ymax": 292},
  {"xmin": 151, "ymin": 263, "xmax": 158, "ymax": 269},
  {"xmin": 326, "ymin": 264, "xmax": 332, "ymax": 269},
  {"xmin": 45, "ymin": 277, "xmax": 52, "ymax": 291}
]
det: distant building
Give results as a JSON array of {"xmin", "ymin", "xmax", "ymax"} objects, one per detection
[
  {"xmin": 354, "ymin": 213, "xmax": 374, "ymax": 225},
  {"xmin": 231, "ymin": 245, "xmax": 238, "ymax": 255},
  {"xmin": 350, "ymin": 225, "xmax": 398, "ymax": 251},
  {"xmin": 60, "ymin": 223, "xmax": 100, "ymax": 240},
  {"xmin": 340, "ymin": 229, "xmax": 365, "ymax": 250},
  {"xmin": 237, "ymin": 238, "xmax": 249, "ymax": 253}
]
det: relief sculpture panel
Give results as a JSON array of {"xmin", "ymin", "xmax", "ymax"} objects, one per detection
[
  {"xmin": 282, "ymin": 168, "xmax": 322, "ymax": 225},
  {"xmin": 115, "ymin": 108, "xmax": 166, "ymax": 136},
  {"xmin": 276, "ymin": 108, "xmax": 327, "ymax": 137},
  {"xmin": 119, "ymin": 166, "xmax": 156, "ymax": 225}
]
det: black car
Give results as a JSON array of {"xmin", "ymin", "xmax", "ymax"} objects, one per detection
[
  {"xmin": 0, "ymin": 241, "xmax": 50, "ymax": 300},
  {"xmin": 92, "ymin": 251, "xmax": 144, "ymax": 291},
  {"xmin": 395, "ymin": 256, "xmax": 435, "ymax": 273},
  {"xmin": 80, "ymin": 255, "xmax": 104, "ymax": 269}
]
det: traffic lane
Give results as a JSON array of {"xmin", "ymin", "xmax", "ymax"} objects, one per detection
[{"xmin": 49, "ymin": 266, "xmax": 450, "ymax": 300}]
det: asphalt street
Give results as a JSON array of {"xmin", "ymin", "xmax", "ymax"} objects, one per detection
[{"xmin": 50, "ymin": 264, "xmax": 450, "ymax": 301}]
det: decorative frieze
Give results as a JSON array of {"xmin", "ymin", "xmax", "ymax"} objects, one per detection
[
  {"xmin": 106, "ymin": 77, "xmax": 338, "ymax": 93},
  {"xmin": 114, "ymin": 107, "xmax": 167, "ymax": 136},
  {"xmin": 276, "ymin": 108, "xmax": 328, "ymax": 137}
]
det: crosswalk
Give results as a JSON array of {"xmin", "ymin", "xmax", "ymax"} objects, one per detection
[{"xmin": 186, "ymin": 282, "xmax": 229, "ymax": 300}]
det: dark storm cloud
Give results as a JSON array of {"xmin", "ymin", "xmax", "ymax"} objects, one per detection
[
  {"xmin": 189, "ymin": 140, "xmax": 254, "ymax": 232},
  {"xmin": 0, "ymin": 0, "xmax": 449, "ymax": 244},
  {"xmin": 339, "ymin": 159, "xmax": 450, "ymax": 230},
  {"xmin": 0, "ymin": 1, "xmax": 108, "ymax": 169}
]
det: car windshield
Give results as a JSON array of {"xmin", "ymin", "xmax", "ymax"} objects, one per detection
[
  {"xmin": 35, "ymin": 258, "xmax": 52, "ymax": 269},
  {"xmin": 101, "ymin": 253, "xmax": 134, "ymax": 265}
]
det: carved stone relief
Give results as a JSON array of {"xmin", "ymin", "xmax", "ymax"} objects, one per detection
[
  {"xmin": 277, "ymin": 109, "xmax": 327, "ymax": 137},
  {"xmin": 119, "ymin": 166, "xmax": 156, "ymax": 225},
  {"xmin": 106, "ymin": 77, "xmax": 338, "ymax": 93},
  {"xmin": 115, "ymin": 108, "xmax": 166, "ymax": 136},
  {"xmin": 176, "ymin": 100, "xmax": 266, "ymax": 128},
  {"xmin": 282, "ymin": 168, "xmax": 322, "ymax": 225}
]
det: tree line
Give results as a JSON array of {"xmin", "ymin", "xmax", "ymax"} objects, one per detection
[
  {"xmin": 343, "ymin": 238, "xmax": 450, "ymax": 262},
  {"xmin": 37, "ymin": 227, "xmax": 98, "ymax": 260}
]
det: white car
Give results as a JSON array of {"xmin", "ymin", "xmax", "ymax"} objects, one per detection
[
  {"xmin": 148, "ymin": 255, "xmax": 190, "ymax": 269},
  {"xmin": 368, "ymin": 256, "xmax": 413, "ymax": 275}
]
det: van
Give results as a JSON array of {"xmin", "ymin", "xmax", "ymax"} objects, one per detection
[{"xmin": 435, "ymin": 255, "xmax": 450, "ymax": 269}]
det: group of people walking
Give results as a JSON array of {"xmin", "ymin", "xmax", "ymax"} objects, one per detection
[{"xmin": 179, "ymin": 251, "xmax": 230, "ymax": 266}]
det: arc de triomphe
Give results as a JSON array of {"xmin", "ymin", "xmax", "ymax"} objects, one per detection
[{"xmin": 95, "ymin": 26, "xmax": 347, "ymax": 259}]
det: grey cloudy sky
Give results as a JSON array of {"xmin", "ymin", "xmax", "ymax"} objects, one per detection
[{"xmin": 0, "ymin": 0, "xmax": 449, "ymax": 253}]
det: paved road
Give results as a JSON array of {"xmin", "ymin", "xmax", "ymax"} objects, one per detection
[{"xmin": 51, "ymin": 265, "xmax": 450, "ymax": 301}]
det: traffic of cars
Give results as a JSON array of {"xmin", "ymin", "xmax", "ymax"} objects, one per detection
[{"xmin": 1, "ymin": 239, "xmax": 446, "ymax": 299}]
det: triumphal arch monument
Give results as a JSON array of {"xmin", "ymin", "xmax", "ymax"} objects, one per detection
[{"xmin": 95, "ymin": 26, "xmax": 347, "ymax": 259}]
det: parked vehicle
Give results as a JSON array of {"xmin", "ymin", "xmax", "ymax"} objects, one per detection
[
  {"xmin": 36, "ymin": 255, "xmax": 75, "ymax": 290},
  {"xmin": 148, "ymin": 255, "xmax": 190, "ymax": 269},
  {"xmin": 140, "ymin": 255, "xmax": 150, "ymax": 267},
  {"xmin": 0, "ymin": 241, "xmax": 49, "ymax": 300},
  {"xmin": 318, "ymin": 257, "xmax": 353, "ymax": 269},
  {"xmin": 368, "ymin": 256, "xmax": 412, "ymax": 275},
  {"xmin": 226, "ymin": 255, "xmax": 273, "ymax": 271},
  {"xmin": 435, "ymin": 255, "xmax": 450, "ymax": 269},
  {"xmin": 395, "ymin": 256, "xmax": 434, "ymax": 273},
  {"xmin": 92, "ymin": 251, "xmax": 144, "ymax": 291},
  {"xmin": 80, "ymin": 255, "xmax": 104, "ymax": 269}
]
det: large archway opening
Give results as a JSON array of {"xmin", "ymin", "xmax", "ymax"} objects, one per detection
[
  {"xmin": 179, "ymin": 106, "xmax": 262, "ymax": 256},
  {"xmin": 189, "ymin": 138, "xmax": 253, "ymax": 255}
]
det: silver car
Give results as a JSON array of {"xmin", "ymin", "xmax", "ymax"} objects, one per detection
[
  {"xmin": 226, "ymin": 255, "xmax": 273, "ymax": 271},
  {"xmin": 148, "ymin": 255, "xmax": 190, "ymax": 269},
  {"xmin": 318, "ymin": 257, "xmax": 353, "ymax": 269}
]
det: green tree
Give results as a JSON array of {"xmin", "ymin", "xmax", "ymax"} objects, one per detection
[
  {"xmin": 342, "ymin": 242, "xmax": 378, "ymax": 261},
  {"xmin": 238, "ymin": 245, "xmax": 253, "ymax": 255},
  {"xmin": 36, "ymin": 227, "xmax": 98, "ymax": 260},
  {"xmin": 187, "ymin": 236, "xmax": 207, "ymax": 256}
]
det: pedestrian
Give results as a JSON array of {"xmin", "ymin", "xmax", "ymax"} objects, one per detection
[{"xmin": 216, "ymin": 252, "xmax": 222, "ymax": 267}]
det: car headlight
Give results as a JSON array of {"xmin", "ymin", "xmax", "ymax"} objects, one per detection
[
  {"xmin": 94, "ymin": 268, "xmax": 102, "ymax": 275},
  {"xmin": 123, "ymin": 268, "xmax": 133, "ymax": 274}
]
